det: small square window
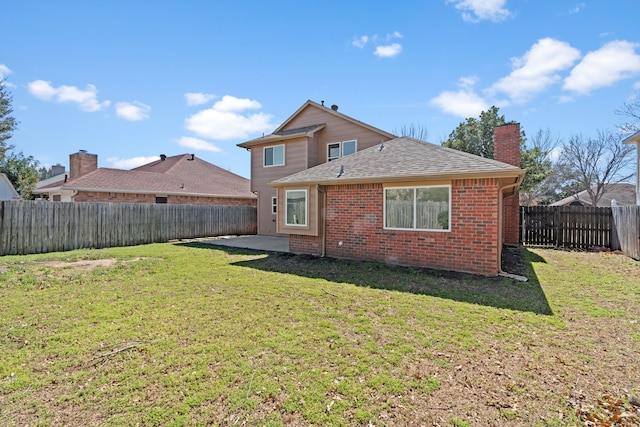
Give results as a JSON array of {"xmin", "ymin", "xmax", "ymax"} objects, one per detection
[{"xmin": 264, "ymin": 145, "xmax": 285, "ymax": 167}]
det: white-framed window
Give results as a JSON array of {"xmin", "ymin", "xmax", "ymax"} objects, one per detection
[
  {"xmin": 384, "ymin": 185, "xmax": 451, "ymax": 231},
  {"xmin": 327, "ymin": 139, "xmax": 357, "ymax": 161},
  {"xmin": 271, "ymin": 196, "xmax": 277, "ymax": 214},
  {"xmin": 264, "ymin": 145, "xmax": 285, "ymax": 167},
  {"xmin": 285, "ymin": 189, "xmax": 307, "ymax": 226}
]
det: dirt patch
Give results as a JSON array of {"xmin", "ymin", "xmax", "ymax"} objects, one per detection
[{"xmin": 41, "ymin": 259, "xmax": 119, "ymax": 270}]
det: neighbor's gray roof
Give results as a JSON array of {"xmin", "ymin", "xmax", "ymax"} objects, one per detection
[
  {"xmin": 270, "ymin": 137, "xmax": 524, "ymax": 186},
  {"xmin": 550, "ymin": 183, "xmax": 637, "ymax": 207}
]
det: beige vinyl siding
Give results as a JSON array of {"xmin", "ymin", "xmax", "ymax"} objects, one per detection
[
  {"xmin": 250, "ymin": 137, "xmax": 309, "ymax": 235},
  {"xmin": 282, "ymin": 105, "xmax": 393, "ymax": 165}
]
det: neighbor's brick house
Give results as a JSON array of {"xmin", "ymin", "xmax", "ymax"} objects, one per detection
[
  {"xmin": 268, "ymin": 123, "xmax": 525, "ymax": 276},
  {"xmin": 33, "ymin": 151, "xmax": 256, "ymax": 206}
]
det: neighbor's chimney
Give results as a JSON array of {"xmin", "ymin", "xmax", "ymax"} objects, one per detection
[
  {"xmin": 69, "ymin": 150, "xmax": 98, "ymax": 179},
  {"xmin": 51, "ymin": 163, "xmax": 65, "ymax": 177},
  {"xmin": 494, "ymin": 123, "xmax": 521, "ymax": 247}
]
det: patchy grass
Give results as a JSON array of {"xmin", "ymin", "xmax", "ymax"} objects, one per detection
[{"xmin": 0, "ymin": 242, "xmax": 638, "ymax": 426}]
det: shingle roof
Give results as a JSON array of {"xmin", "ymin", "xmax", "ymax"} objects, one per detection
[
  {"xmin": 270, "ymin": 137, "xmax": 524, "ymax": 186},
  {"xmin": 34, "ymin": 154, "xmax": 255, "ymax": 199},
  {"xmin": 237, "ymin": 124, "xmax": 326, "ymax": 148}
]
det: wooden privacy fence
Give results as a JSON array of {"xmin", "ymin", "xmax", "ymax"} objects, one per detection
[
  {"xmin": 520, "ymin": 206, "xmax": 613, "ymax": 249},
  {"xmin": 0, "ymin": 201, "xmax": 257, "ymax": 256},
  {"xmin": 611, "ymin": 206, "xmax": 640, "ymax": 260}
]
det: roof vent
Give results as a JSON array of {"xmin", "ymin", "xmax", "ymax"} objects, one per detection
[
  {"xmin": 337, "ymin": 164, "xmax": 344, "ymax": 178},
  {"xmin": 79, "ymin": 149, "xmax": 88, "ymax": 153},
  {"xmin": 160, "ymin": 154, "xmax": 166, "ymax": 161},
  {"xmin": 188, "ymin": 154, "xmax": 195, "ymax": 161},
  {"xmin": 331, "ymin": 104, "xmax": 339, "ymax": 111}
]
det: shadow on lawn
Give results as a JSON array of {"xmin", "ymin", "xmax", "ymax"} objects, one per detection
[{"xmin": 180, "ymin": 243, "xmax": 553, "ymax": 315}]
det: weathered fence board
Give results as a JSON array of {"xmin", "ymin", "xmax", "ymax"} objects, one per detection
[
  {"xmin": 520, "ymin": 206, "xmax": 613, "ymax": 249},
  {"xmin": 0, "ymin": 201, "xmax": 257, "ymax": 256},
  {"xmin": 612, "ymin": 206, "xmax": 640, "ymax": 260}
]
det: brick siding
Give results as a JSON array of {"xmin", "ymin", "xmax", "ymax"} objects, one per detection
[
  {"xmin": 289, "ymin": 180, "xmax": 502, "ymax": 275},
  {"xmin": 73, "ymin": 191, "xmax": 256, "ymax": 206}
]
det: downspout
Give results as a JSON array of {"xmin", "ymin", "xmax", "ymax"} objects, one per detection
[
  {"xmin": 498, "ymin": 178, "xmax": 527, "ymax": 281},
  {"xmin": 318, "ymin": 185, "xmax": 327, "ymax": 257}
]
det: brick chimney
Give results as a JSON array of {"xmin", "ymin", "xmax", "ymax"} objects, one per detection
[
  {"xmin": 69, "ymin": 150, "xmax": 98, "ymax": 179},
  {"xmin": 494, "ymin": 123, "xmax": 521, "ymax": 246}
]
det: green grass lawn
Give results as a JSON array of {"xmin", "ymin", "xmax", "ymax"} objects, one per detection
[{"xmin": 1, "ymin": 242, "xmax": 638, "ymax": 426}]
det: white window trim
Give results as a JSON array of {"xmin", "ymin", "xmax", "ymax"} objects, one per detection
[
  {"xmin": 271, "ymin": 196, "xmax": 277, "ymax": 215},
  {"xmin": 327, "ymin": 139, "xmax": 357, "ymax": 162},
  {"xmin": 383, "ymin": 185, "xmax": 451, "ymax": 232},
  {"xmin": 285, "ymin": 189, "xmax": 308, "ymax": 227},
  {"xmin": 263, "ymin": 144, "xmax": 285, "ymax": 167}
]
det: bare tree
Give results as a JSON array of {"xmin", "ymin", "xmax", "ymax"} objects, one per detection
[
  {"xmin": 558, "ymin": 130, "xmax": 635, "ymax": 206},
  {"xmin": 393, "ymin": 123, "xmax": 429, "ymax": 141},
  {"xmin": 616, "ymin": 90, "xmax": 640, "ymax": 133}
]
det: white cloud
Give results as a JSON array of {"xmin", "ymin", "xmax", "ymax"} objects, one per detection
[
  {"xmin": 185, "ymin": 92, "xmax": 217, "ymax": 106},
  {"xmin": 430, "ymin": 89, "xmax": 490, "ymax": 118},
  {"xmin": 374, "ymin": 43, "xmax": 402, "ymax": 58},
  {"xmin": 115, "ymin": 101, "xmax": 151, "ymax": 121},
  {"xmin": 447, "ymin": 0, "xmax": 511, "ymax": 23},
  {"xmin": 105, "ymin": 156, "xmax": 160, "ymax": 169},
  {"xmin": 0, "ymin": 64, "xmax": 11, "ymax": 79},
  {"xmin": 176, "ymin": 136, "xmax": 222, "ymax": 152},
  {"xmin": 490, "ymin": 38, "xmax": 581, "ymax": 103},
  {"xmin": 352, "ymin": 36, "xmax": 369, "ymax": 48},
  {"xmin": 569, "ymin": 3, "xmax": 586, "ymax": 14},
  {"xmin": 563, "ymin": 40, "xmax": 640, "ymax": 95},
  {"xmin": 352, "ymin": 32, "xmax": 403, "ymax": 58},
  {"xmin": 27, "ymin": 79, "xmax": 110, "ymax": 112},
  {"xmin": 185, "ymin": 95, "xmax": 274, "ymax": 140}
]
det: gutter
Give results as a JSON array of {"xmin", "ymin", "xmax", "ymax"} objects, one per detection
[
  {"xmin": 317, "ymin": 185, "xmax": 327, "ymax": 257},
  {"xmin": 497, "ymin": 177, "xmax": 528, "ymax": 282}
]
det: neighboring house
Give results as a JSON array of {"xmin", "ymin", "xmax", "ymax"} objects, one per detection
[
  {"xmin": 237, "ymin": 100, "xmax": 396, "ymax": 235},
  {"xmin": 550, "ymin": 183, "xmax": 637, "ymax": 207},
  {"xmin": 33, "ymin": 151, "xmax": 256, "ymax": 206},
  {"xmin": 623, "ymin": 130, "xmax": 640, "ymax": 205},
  {"xmin": 268, "ymin": 123, "xmax": 525, "ymax": 276},
  {"xmin": 0, "ymin": 173, "xmax": 20, "ymax": 200}
]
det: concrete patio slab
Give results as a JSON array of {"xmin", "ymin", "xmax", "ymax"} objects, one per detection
[{"xmin": 203, "ymin": 235, "xmax": 289, "ymax": 252}]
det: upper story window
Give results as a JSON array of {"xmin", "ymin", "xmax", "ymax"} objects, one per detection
[
  {"xmin": 264, "ymin": 145, "xmax": 285, "ymax": 167},
  {"xmin": 327, "ymin": 140, "xmax": 357, "ymax": 162},
  {"xmin": 384, "ymin": 185, "xmax": 451, "ymax": 231}
]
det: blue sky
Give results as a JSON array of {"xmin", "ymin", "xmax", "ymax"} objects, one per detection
[{"xmin": 2, "ymin": 0, "xmax": 640, "ymax": 179}]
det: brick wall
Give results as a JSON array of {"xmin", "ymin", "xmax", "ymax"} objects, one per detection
[
  {"xmin": 494, "ymin": 123, "xmax": 521, "ymax": 246},
  {"xmin": 73, "ymin": 191, "xmax": 256, "ymax": 206},
  {"xmin": 289, "ymin": 180, "xmax": 502, "ymax": 276}
]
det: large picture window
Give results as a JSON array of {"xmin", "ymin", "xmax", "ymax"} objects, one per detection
[
  {"xmin": 264, "ymin": 145, "xmax": 284, "ymax": 167},
  {"xmin": 384, "ymin": 185, "xmax": 450, "ymax": 231},
  {"xmin": 285, "ymin": 189, "xmax": 307, "ymax": 226},
  {"xmin": 327, "ymin": 140, "xmax": 357, "ymax": 161}
]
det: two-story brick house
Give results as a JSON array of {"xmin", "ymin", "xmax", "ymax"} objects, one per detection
[{"xmin": 237, "ymin": 100, "xmax": 396, "ymax": 235}]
